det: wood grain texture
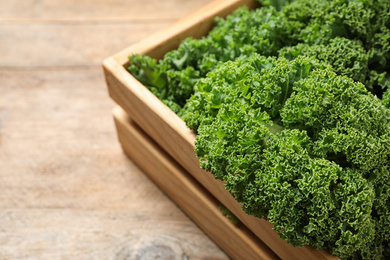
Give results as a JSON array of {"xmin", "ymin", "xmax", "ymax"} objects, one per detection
[
  {"xmin": 0, "ymin": 210, "xmax": 224, "ymax": 260},
  {"xmin": 0, "ymin": 0, "xmax": 230, "ymax": 259},
  {"xmin": 0, "ymin": 67, "xmax": 226, "ymax": 259},
  {"xmin": 0, "ymin": 23, "xmax": 171, "ymax": 68},
  {"xmin": 0, "ymin": 0, "xmax": 212, "ymax": 68},
  {"xmin": 0, "ymin": 0, "xmax": 213, "ymax": 22}
]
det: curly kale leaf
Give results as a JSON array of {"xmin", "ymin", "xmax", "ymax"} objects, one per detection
[
  {"xmin": 128, "ymin": 0, "xmax": 390, "ymax": 114},
  {"xmin": 185, "ymin": 54, "xmax": 390, "ymax": 259},
  {"xmin": 128, "ymin": 54, "xmax": 168, "ymax": 94},
  {"xmin": 281, "ymin": 69, "xmax": 390, "ymax": 176},
  {"xmin": 179, "ymin": 55, "xmax": 274, "ymax": 131},
  {"xmin": 180, "ymin": 55, "xmax": 328, "ymax": 131},
  {"xmin": 127, "ymin": 54, "xmax": 198, "ymax": 110},
  {"xmin": 281, "ymin": 0, "xmax": 390, "ymax": 96},
  {"xmin": 384, "ymin": 89, "xmax": 390, "ymax": 109},
  {"xmin": 128, "ymin": 5, "xmax": 297, "ymax": 110},
  {"xmin": 278, "ymin": 38, "xmax": 373, "ymax": 88}
]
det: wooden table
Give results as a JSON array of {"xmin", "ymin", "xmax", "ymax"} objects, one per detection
[{"xmin": 0, "ymin": 0, "xmax": 228, "ymax": 259}]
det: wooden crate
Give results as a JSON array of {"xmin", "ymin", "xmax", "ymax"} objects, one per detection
[{"xmin": 103, "ymin": 0, "xmax": 339, "ymax": 259}]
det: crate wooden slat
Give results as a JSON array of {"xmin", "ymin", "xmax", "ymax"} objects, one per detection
[
  {"xmin": 103, "ymin": 0, "xmax": 339, "ymax": 259},
  {"xmin": 113, "ymin": 106, "xmax": 279, "ymax": 260}
]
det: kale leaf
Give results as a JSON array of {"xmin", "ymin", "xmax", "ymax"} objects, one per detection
[{"xmin": 183, "ymin": 54, "xmax": 390, "ymax": 259}]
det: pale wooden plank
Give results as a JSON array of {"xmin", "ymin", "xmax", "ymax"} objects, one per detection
[
  {"xmin": 0, "ymin": 0, "xmax": 214, "ymax": 22},
  {"xmin": 0, "ymin": 209, "xmax": 227, "ymax": 260},
  {"xmin": 0, "ymin": 68, "xmax": 227, "ymax": 259},
  {"xmin": 113, "ymin": 106, "xmax": 279, "ymax": 260},
  {"xmin": 111, "ymin": 0, "xmax": 260, "ymax": 63},
  {"xmin": 0, "ymin": 68, "xmax": 158, "ymax": 209},
  {"xmin": 0, "ymin": 23, "xmax": 170, "ymax": 68}
]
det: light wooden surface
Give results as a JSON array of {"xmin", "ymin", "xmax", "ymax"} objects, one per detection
[
  {"xmin": 104, "ymin": 1, "xmax": 339, "ymax": 259},
  {"xmin": 0, "ymin": 1, "xmax": 232, "ymax": 259},
  {"xmin": 111, "ymin": 0, "xmax": 259, "ymax": 65}
]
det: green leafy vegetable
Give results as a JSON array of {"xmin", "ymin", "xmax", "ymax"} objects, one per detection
[
  {"xmin": 128, "ymin": 0, "xmax": 389, "ymax": 107},
  {"xmin": 384, "ymin": 89, "xmax": 390, "ymax": 109},
  {"xmin": 278, "ymin": 38, "xmax": 372, "ymax": 89},
  {"xmin": 257, "ymin": 0, "xmax": 294, "ymax": 11},
  {"xmin": 183, "ymin": 54, "xmax": 390, "ymax": 259},
  {"xmin": 280, "ymin": 0, "xmax": 390, "ymax": 95},
  {"xmin": 127, "ymin": 5, "xmax": 298, "ymax": 111}
]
